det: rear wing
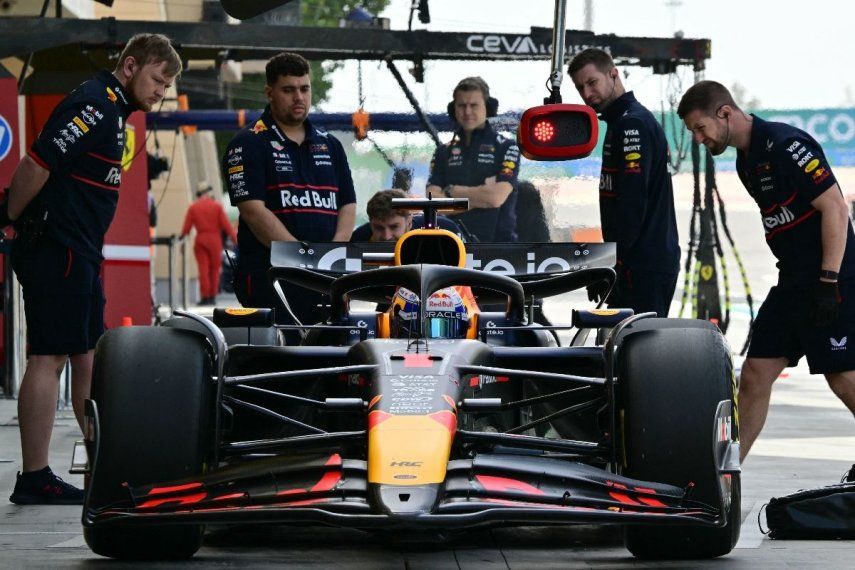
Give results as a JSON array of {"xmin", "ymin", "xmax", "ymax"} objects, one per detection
[{"xmin": 270, "ymin": 241, "xmax": 615, "ymax": 278}]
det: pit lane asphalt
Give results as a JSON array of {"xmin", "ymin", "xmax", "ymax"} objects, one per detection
[{"xmin": 0, "ymin": 357, "xmax": 853, "ymax": 568}]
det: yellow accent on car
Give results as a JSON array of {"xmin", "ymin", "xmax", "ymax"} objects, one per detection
[
  {"xmin": 225, "ymin": 308, "xmax": 259, "ymax": 316},
  {"xmin": 368, "ymin": 415, "xmax": 454, "ymax": 485}
]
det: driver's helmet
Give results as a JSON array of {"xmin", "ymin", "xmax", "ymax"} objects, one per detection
[{"xmin": 390, "ymin": 286, "xmax": 476, "ymax": 339}]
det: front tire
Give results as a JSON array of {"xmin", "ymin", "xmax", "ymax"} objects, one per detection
[
  {"xmin": 84, "ymin": 326, "xmax": 213, "ymax": 560},
  {"xmin": 618, "ymin": 322, "xmax": 740, "ymax": 559}
]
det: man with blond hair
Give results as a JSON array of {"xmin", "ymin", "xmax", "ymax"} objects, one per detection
[{"xmin": 3, "ymin": 33, "xmax": 182, "ymax": 504}]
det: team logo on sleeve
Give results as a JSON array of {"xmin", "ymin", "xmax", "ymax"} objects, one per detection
[
  {"xmin": 804, "ymin": 158, "xmax": 820, "ymax": 173},
  {"xmin": 812, "ymin": 167, "xmax": 830, "ymax": 185},
  {"xmin": 625, "ymin": 161, "xmax": 641, "ymax": 174},
  {"xmin": 270, "ymin": 141, "xmax": 284, "ymax": 151},
  {"xmin": 106, "ymin": 87, "xmax": 117, "ymax": 103},
  {"xmin": 625, "ymin": 152, "xmax": 641, "ymax": 161}
]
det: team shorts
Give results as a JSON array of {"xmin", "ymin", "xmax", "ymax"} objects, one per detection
[
  {"xmin": 747, "ymin": 280, "xmax": 855, "ymax": 374},
  {"xmin": 11, "ymin": 238, "xmax": 105, "ymax": 355}
]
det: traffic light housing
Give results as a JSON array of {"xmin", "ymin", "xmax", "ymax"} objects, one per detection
[{"xmin": 517, "ymin": 104, "xmax": 598, "ymax": 161}]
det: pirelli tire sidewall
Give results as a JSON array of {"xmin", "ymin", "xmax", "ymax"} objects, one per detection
[
  {"xmin": 617, "ymin": 320, "xmax": 740, "ymax": 559},
  {"xmin": 84, "ymin": 326, "xmax": 214, "ymax": 560}
]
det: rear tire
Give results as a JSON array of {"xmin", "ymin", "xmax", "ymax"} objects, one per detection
[
  {"xmin": 84, "ymin": 327, "xmax": 213, "ymax": 560},
  {"xmin": 618, "ymin": 323, "xmax": 740, "ymax": 559}
]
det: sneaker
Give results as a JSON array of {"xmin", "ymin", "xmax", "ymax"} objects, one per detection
[{"xmin": 9, "ymin": 467, "xmax": 84, "ymax": 505}]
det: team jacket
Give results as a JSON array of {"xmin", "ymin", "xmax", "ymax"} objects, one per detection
[
  {"xmin": 224, "ymin": 107, "xmax": 356, "ymax": 272},
  {"xmin": 598, "ymin": 91, "xmax": 680, "ymax": 274},
  {"xmin": 27, "ymin": 70, "xmax": 135, "ymax": 263},
  {"xmin": 428, "ymin": 123, "xmax": 519, "ymax": 242},
  {"xmin": 736, "ymin": 115, "xmax": 853, "ymax": 282}
]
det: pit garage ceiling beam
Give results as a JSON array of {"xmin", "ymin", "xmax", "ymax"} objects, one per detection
[{"xmin": 0, "ymin": 17, "xmax": 710, "ymax": 69}]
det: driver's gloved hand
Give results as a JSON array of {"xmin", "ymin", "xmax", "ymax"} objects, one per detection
[
  {"xmin": 808, "ymin": 281, "xmax": 841, "ymax": 327},
  {"xmin": 586, "ymin": 280, "xmax": 611, "ymax": 304}
]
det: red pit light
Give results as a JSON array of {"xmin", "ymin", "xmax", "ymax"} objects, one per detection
[
  {"xmin": 517, "ymin": 104, "xmax": 598, "ymax": 161},
  {"xmin": 532, "ymin": 120, "xmax": 555, "ymax": 142}
]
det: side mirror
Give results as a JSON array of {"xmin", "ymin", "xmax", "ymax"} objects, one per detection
[{"xmin": 517, "ymin": 104, "xmax": 598, "ymax": 161}]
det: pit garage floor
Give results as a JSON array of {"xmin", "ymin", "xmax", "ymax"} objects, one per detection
[{"xmin": 0, "ymin": 358, "xmax": 852, "ymax": 568}]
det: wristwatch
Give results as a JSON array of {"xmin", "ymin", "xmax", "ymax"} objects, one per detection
[
  {"xmin": 820, "ymin": 269, "xmax": 839, "ymax": 281},
  {"xmin": 442, "ymin": 185, "xmax": 453, "ymax": 198}
]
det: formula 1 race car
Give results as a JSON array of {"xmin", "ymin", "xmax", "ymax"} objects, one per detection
[{"xmin": 79, "ymin": 199, "xmax": 741, "ymax": 561}]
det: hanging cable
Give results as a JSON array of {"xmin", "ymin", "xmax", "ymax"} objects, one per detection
[
  {"xmin": 678, "ymin": 139, "xmax": 702, "ymax": 318},
  {"xmin": 705, "ymin": 150, "xmax": 730, "ymax": 333}
]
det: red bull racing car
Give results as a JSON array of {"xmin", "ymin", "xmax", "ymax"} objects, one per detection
[{"xmin": 79, "ymin": 202, "xmax": 741, "ymax": 560}]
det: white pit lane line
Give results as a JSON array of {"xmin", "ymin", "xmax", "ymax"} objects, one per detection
[{"xmin": 734, "ymin": 500, "xmax": 766, "ymax": 549}]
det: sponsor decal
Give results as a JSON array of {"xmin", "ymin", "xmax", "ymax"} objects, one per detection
[
  {"xmin": 756, "ymin": 162, "xmax": 772, "ymax": 175},
  {"xmin": 106, "ymin": 87, "xmax": 117, "ymax": 102},
  {"xmin": 228, "ymin": 165, "xmax": 244, "ymax": 174},
  {"xmin": 52, "ymin": 137, "xmax": 68, "ymax": 154},
  {"xmin": 479, "ymin": 144, "xmax": 495, "ymax": 153},
  {"xmin": 624, "ymin": 129, "xmax": 639, "ymax": 136},
  {"xmin": 786, "ymin": 140, "xmax": 801, "ymax": 153},
  {"xmin": 500, "ymin": 168, "xmax": 513, "ymax": 176},
  {"xmin": 310, "ymin": 143, "xmax": 328, "ymax": 153},
  {"xmin": 80, "ymin": 109, "xmax": 97, "ymax": 126},
  {"xmin": 280, "ymin": 189, "xmax": 338, "ymax": 210},
  {"xmin": 591, "ymin": 309, "xmax": 619, "ymax": 316},
  {"xmin": 623, "ymin": 144, "xmax": 641, "ymax": 152},
  {"xmin": 104, "ymin": 166, "xmax": 121, "ymax": 185},
  {"xmin": 805, "ymin": 158, "xmax": 820, "ymax": 173},
  {"xmin": 315, "ymin": 160, "xmax": 332, "ymax": 166},
  {"xmin": 451, "ymin": 147, "xmax": 461, "ymax": 156},
  {"xmin": 599, "ymin": 172, "xmax": 613, "ymax": 191},
  {"xmin": 797, "ymin": 151, "xmax": 814, "ymax": 167},
  {"xmin": 270, "ymin": 141, "xmax": 284, "ymax": 151},
  {"xmin": 229, "ymin": 172, "xmax": 244, "ymax": 181},
  {"xmin": 625, "ymin": 161, "xmax": 641, "ymax": 173},
  {"xmin": 765, "ymin": 139, "xmax": 774, "ymax": 151},
  {"xmin": 72, "ymin": 116, "xmax": 89, "ymax": 133},
  {"xmin": 763, "ymin": 205, "xmax": 795, "ymax": 231},
  {"xmin": 276, "ymin": 165, "xmax": 293, "ymax": 172},
  {"xmin": 225, "ymin": 308, "xmax": 258, "ymax": 316},
  {"xmin": 227, "ymin": 154, "xmax": 241, "ymax": 166},
  {"xmin": 59, "ymin": 129, "xmax": 76, "ymax": 144},
  {"xmin": 465, "ymin": 34, "xmax": 549, "ymax": 55},
  {"xmin": 831, "ymin": 337, "xmax": 848, "ymax": 351},
  {"xmin": 85, "ymin": 105, "xmax": 104, "ymax": 120},
  {"xmin": 67, "ymin": 123, "xmax": 83, "ymax": 138},
  {"xmin": 502, "ymin": 161, "xmax": 516, "ymax": 169},
  {"xmin": 812, "ymin": 167, "xmax": 830, "ymax": 185},
  {"xmin": 251, "ymin": 120, "xmax": 267, "ymax": 134}
]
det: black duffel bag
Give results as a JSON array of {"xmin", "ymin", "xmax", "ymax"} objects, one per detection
[{"xmin": 763, "ymin": 465, "xmax": 855, "ymax": 539}]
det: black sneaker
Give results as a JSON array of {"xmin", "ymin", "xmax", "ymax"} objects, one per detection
[{"xmin": 9, "ymin": 467, "xmax": 84, "ymax": 505}]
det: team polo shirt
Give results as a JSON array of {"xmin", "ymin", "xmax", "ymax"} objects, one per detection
[
  {"xmin": 736, "ymin": 115, "xmax": 853, "ymax": 283},
  {"xmin": 428, "ymin": 123, "xmax": 520, "ymax": 242},
  {"xmin": 27, "ymin": 70, "xmax": 135, "ymax": 263},
  {"xmin": 598, "ymin": 91, "xmax": 680, "ymax": 274},
  {"xmin": 224, "ymin": 108, "xmax": 356, "ymax": 272}
]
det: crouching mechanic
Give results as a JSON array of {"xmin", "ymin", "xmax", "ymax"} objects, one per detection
[
  {"xmin": 224, "ymin": 52, "xmax": 355, "ymax": 329},
  {"xmin": 427, "ymin": 76, "xmax": 520, "ymax": 242},
  {"xmin": 350, "ymin": 189, "xmax": 462, "ymax": 242},
  {"xmin": 2, "ymin": 34, "xmax": 181, "ymax": 504},
  {"xmin": 569, "ymin": 49, "xmax": 680, "ymax": 317},
  {"xmin": 679, "ymin": 80, "xmax": 855, "ymax": 461}
]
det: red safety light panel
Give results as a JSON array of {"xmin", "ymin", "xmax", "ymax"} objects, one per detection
[{"xmin": 517, "ymin": 104, "xmax": 598, "ymax": 161}]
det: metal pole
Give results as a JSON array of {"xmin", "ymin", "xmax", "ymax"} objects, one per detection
[
  {"xmin": 181, "ymin": 236, "xmax": 189, "ymax": 309},
  {"xmin": 546, "ymin": 0, "xmax": 568, "ymax": 104},
  {"xmin": 167, "ymin": 236, "xmax": 175, "ymax": 311}
]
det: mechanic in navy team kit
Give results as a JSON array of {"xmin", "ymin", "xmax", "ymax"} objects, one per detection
[
  {"xmin": 569, "ymin": 49, "xmax": 681, "ymax": 317},
  {"xmin": 350, "ymin": 189, "xmax": 462, "ymax": 242},
  {"xmin": 426, "ymin": 77, "xmax": 520, "ymax": 242},
  {"xmin": 224, "ymin": 52, "xmax": 356, "ymax": 329},
  {"xmin": 1, "ymin": 34, "xmax": 181, "ymax": 504},
  {"xmin": 679, "ymin": 81, "xmax": 855, "ymax": 461}
]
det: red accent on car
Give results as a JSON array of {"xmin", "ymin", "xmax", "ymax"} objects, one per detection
[
  {"xmin": 476, "ymin": 475, "xmax": 546, "ymax": 496},
  {"xmin": 146, "ymin": 482, "xmax": 204, "ymax": 496},
  {"xmin": 368, "ymin": 410, "xmax": 392, "ymax": 429},
  {"xmin": 276, "ymin": 488, "xmax": 307, "ymax": 496},
  {"xmin": 325, "ymin": 453, "xmax": 342, "ymax": 467},
  {"xmin": 428, "ymin": 410, "xmax": 457, "ymax": 432},
  {"xmin": 310, "ymin": 471, "xmax": 342, "ymax": 493},
  {"xmin": 138, "ymin": 492, "xmax": 208, "ymax": 509},
  {"xmin": 213, "ymin": 492, "xmax": 247, "ymax": 501},
  {"xmin": 403, "ymin": 353, "xmax": 434, "ymax": 368}
]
